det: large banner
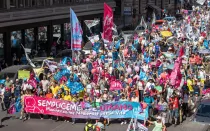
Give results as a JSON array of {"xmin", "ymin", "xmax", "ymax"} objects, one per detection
[{"xmin": 24, "ymin": 96, "xmax": 148, "ymax": 120}]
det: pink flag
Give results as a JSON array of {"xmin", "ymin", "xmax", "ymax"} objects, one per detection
[
  {"xmin": 103, "ymin": 3, "xmax": 113, "ymax": 42},
  {"xmin": 169, "ymin": 57, "xmax": 182, "ymax": 88},
  {"xmin": 8, "ymin": 104, "xmax": 15, "ymax": 114},
  {"xmin": 179, "ymin": 46, "xmax": 184, "ymax": 57}
]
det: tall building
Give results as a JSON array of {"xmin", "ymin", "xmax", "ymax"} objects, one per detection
[{"xmin": 0, "ymin": 0, "xmax": 116, "ymax": 65}]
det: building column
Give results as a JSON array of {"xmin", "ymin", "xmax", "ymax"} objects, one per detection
[
  {"xmin": 3, "ymin": 31, "xmax": 12, "ymax": 66},
  {"xmin": 21, "ymin": 29, "xmax": 25, "ymax": 46},
  {"xmin": 81, "ymin": 20, "xmax": 87, "ymax": 44},
  {"xmin": 6, "ymin": 0, "xmax": 10, "ymax": 9},
  {"xmin": 34, "ymin": 27, "xmax": 38, "ymax": 50},
  {"xmin": 61, "ymin": 23, "xmax": 64, "ymax": 42},
  {"xmin": 47, "ymin": 21, "xmax": 53, "ymax": 56},
  {"xmin": 100, "ymin": 17, "xmax": 103, "ymax": 33}
]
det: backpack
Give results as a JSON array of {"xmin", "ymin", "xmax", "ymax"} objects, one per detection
[{"xmin": 85, "ymin": 124, "xmax": 94, "ymax": 131}]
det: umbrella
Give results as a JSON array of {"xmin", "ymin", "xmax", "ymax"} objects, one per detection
[
  {"xmin": 160, "ymin": 31, "xmax": 172, "ymax": 37},
  {"xmin": 198, "ymin": 49, "xmax": 210, "ymax": 54}
]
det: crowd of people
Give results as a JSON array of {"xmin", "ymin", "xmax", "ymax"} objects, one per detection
[{"xmin": 0, "ymin": 5, "xmax": 210, "ymax": 131}]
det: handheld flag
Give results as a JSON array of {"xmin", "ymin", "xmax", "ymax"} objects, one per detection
[
  {"xmin": 84, "ymin": 19, "xmax": 100, "ymax": 30},
  {"xmin": 115, "ymin": 39, "xmax": 121, "ymax": 49},
  {"xmin": 152, "ymin": 12, "xmax": 156, "ymax": 26},
  {"xmin": 70, "ymin": 8, "xmax": 83, "ymax": 50},
  {"xmin": 21, "ymin": 44, "xmax": 36, "ymax": 68},
  {"xmin": 112, "ymin": 23, "xmax": 118, "ymax": 35},
  {"xmin": 93, "ymin": 42, "xmax": 101, "ymax": 53},
  {"xmin": 136, "ymin": 16, "xmax": 147, "ymax": 30},
  {"xmin": 103, "ymin": 3, "xmax": 113, "ymax": 42}
]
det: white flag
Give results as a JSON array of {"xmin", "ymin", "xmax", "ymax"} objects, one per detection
[
  {"xmin": 112, "ymin": 23, "xmax": 118, "ymax": 34},
  {"xmin": 152, "ymin": 12, "xmax": 156, "ymax": 25},
  {"xmin": 135, "ymin": 16, "xmax": 147, "ymax": 31},
  {"xmin": 44, "ymin": 60, "xmax": 57, "ymax": 72},
  {"xmin": 21, "ymin": 44, "xmax": 36, "ymax": 68},
  {"xmin": 140, "ymin": 16, "xmax": 147, "ymax": 29},
  {"xmin": 196, "ymin": 0, "xmax": 206, "ymax": 5},
  {"xmin": 84, "ymin": 19, "xmax": 100, "ymax": 29}
]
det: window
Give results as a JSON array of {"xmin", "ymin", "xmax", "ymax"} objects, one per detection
[
  {"xmin": 64, "ymin": 23, "xmax": 71, "ymax": 41},
  {"xmin": 10, "ymin": 0, "xmax": 17, "ymax": 8},
  {"xmin": 0, "ymin": 34, "xmax": 4, "ymax": 59},
  {"xmin": 11, "ymin": 31, "xmax": 21, "ymax": 48},
  {"xmin": 45, "ymin": 0, "xmax": 51, "ymax": 6},
  {"xmin": 64, "ymin": 0, "xmax": 72, "ymax": 3},
  {"xmin": 25, "ymin": 0, "xmax": 31, "ymax": 7},
  {"xmin": 0, "ymin": 0, "xmax": 6, "ymax": 9},
  {"xmin": 37, "ymin": 0, "xmax": 45, "ymax": 6},
  {"xmin": 53, "ymin": 0, "xmax": 62, "ymax": 4},
  {"xmin": 17, "ymin": 0, "xmax": 24, "ymax": 8},
  {"xmin": 25, "ymin": 29, "xmax": 34, "ymax": 49},
  {"xmin": 31, "ymin": 0, "xmax": 37, "ymax": 6}
]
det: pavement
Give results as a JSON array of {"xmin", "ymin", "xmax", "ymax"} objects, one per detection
[{"xmin": 0, "ymin": 110, "xmax": 191, "ymax": 131}]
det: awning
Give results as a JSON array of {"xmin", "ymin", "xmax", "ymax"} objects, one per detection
[{"xmin": 147, "ymin": 3, "xmax": 162, "ymax": 11}]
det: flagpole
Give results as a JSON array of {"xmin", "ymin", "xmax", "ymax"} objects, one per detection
[{"xmin": 70, "ymin": 8, "xmax": 74, "ymax": 68}]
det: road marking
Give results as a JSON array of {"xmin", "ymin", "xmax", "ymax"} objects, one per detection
[{"xmin": 50, "ymin": 122, "xmax": 66, "ymax": 131}]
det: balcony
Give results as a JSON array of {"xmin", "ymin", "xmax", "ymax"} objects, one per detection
[{"xmin": 0, "ymin": 0, "xmax": 116, "ymax": 28}]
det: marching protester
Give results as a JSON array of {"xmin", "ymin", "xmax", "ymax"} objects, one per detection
[{"xmin": 0, "ymin": 3, "xmax": 209, "ymax": 131}]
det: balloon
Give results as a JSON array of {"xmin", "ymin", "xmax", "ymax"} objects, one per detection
[
  {"xmin": 92, "ymin": 51, "xmax": 97, "ymax": 56},
  {"xmin": 134, "ymin": 66, "xmax": 139, "ymax": 72},
  {"xmin": 127, "ymin": 78, "xmax": 132, "ymax": 84},
  {"xmin": 126, "ymin": 68, "xmax": 132, "ymax": 74},
  {"xmin": 123, "ymin": 49, "xmax": 128, "ymax": 56},
  {"xmin": 91, "ymin": 69, "xmax": 97, "ymax": 74},
  {"xmin": 86, "ymin": 58, "xmax": 90, "ymax": 62},
  {"xmin": 142, "ymin": 102, "xmax": 147, "ymax": 109}
]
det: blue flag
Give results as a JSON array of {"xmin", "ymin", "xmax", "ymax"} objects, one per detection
[
  {"xmin": 70, "ymin": 8, "xmax": 83, "ymax": 50},
  {"xmin": 203, "ymin": 40, "xmax": 209, "ymax": 49},
  {"xmin": 115, "ymin": 40, "xmax": 121, "ymax": 49},
  {"xmin": 93, "ymin": 42, "xmax": 101, "ymax": 53},
  {"xmin": 0, "ymin": 79, "xmax": 5, "ymax": 84},
  {"xmin": 61, "ymin": 57, "xmax": 73, "ymax": 65},
  {"xmin": 112, "ymin": 51, "xmax": 119, "ymax": 60},
  {"xmin": 139, "ymin": 70, "xmax": 148, "ymax": 81},
  {"xmin": 158, "ymin": 64, "xmax": 163, "ymax": 76}
]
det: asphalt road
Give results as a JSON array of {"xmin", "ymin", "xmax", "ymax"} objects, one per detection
[{"xmin": 0, "ymin": 111, "xmax": 190, "ymax": 131}]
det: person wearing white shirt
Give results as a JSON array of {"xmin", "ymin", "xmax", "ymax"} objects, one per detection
[
  {"xmin": 137, "ymin": 80, "xmax": 144, "ymax": 101},
  {"xmin": 86, "ymin": 83, "xmax": 92, "ymax": 95},
  {"xmin": 0, "ymin": 84, "xmax": 5, "ymax": 111},
  {"xmin": 41, "ymin": 76, "xmax": 49, "ymax": 93},
  {"xmin": 142, "ymin": 63, "xmax": 149, "ymax": 72},
  {"xmin": 145, "ymin": 79, "xmax": 155, "ymax": 93}
]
